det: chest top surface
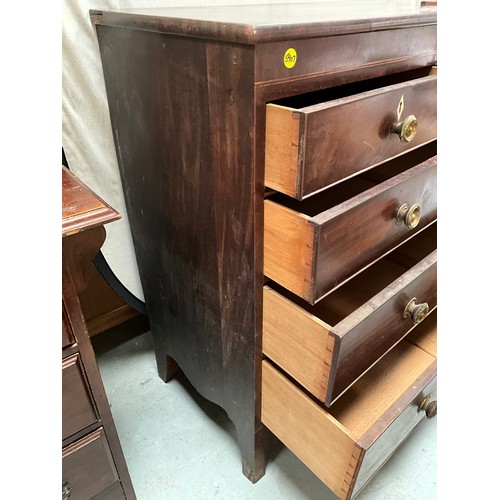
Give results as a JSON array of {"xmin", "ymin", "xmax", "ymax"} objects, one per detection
[
  {"xmin": 62, "ymin": 166, "xmax": 120, "ymax": 238},
  {"xmin": 90, "ymin": 2, "xmax": 437, "ymax": 44}
]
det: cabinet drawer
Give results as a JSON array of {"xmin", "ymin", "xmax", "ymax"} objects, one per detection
[
  {"xmin": 264, "ymin": 144, "xmax": 436, "ymax": 304},
  {"xmin": 62, "ymin": 354, "xmax": 98, "ymax": 440},
  {"xmin": 263, "ymin": 226, "xmax": 436, "ymax": 405},
  {"xmin": 62, "ymin": 427, "xmax": 121, "ymax": 500},
  {"xmin": 261, "ymin": 321, "xmax": 437, "ymax": 500},
  {"xmin": 265, "ymin": 70, "xmax": 436, "ymax": 200}
]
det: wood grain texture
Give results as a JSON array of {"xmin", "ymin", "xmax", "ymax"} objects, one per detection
[
  {"xmin": 331, "ymin": 340, "xmax": 435, "ymax": 437},
  {"xmin": 91, "ymin": 4, "xmax": 438, "ymax": 488},
  {"xmin": 91, "ymin": 4, "xmax": 436, "ymax": 45},
  {"xmin": 265, "ymin": 75, "xmax": 436, "ymax": 199},
  {"xmin": 264, "ymin": 200, "xmax": 314, "ymax": 300},
  {"xmin": 95, "ymin": 25, "xmax": 267, "ymax": 480},
  {"xmin": 62, "ymin": 428, "xmax": 121, "ymax": 499},
  {"xmin": 405, "ymin": 309, "xmax": 437, "ymax": 358},
  {"xmin": 264, "ymin": 104, "xmax": 300, "ymax": 196},
  {"xmin": 262, "ymin": 286, "xmax": 336, "ymax": 401},
  {"xmin": 264, "ymin": 226, "xmax": 436, "ymax": 406},
  {"xmin": 352, "ymin": 373, "xmax": 436, "ymax": 498},
  {"xmin": 255, "ymin": 26, "xmax": 436, "ymax": 85},
  {"xmin": 330, "ymin": 249, "xmax": 437, "ymax": 404},
  {"xmin": 261, "ymin": 361, "xmax": 360, "ymax": 498},
  {"xmin": 262, "ymin": 329, "xmax": 436, "ymax": 499},
  {"xmin": 62, "ymin": 166, "xmax": 120, "ymax": 237},
  {"xmin": 62, "ymin": 170, "xmax": 135, "ymax": 498},
  {"xmin": 264, "ymin": 149, "xmax": 437, "ymax": 303}
]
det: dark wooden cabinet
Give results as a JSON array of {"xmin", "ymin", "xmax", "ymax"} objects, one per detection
[
  {"xmin": 91, "ymin": 4, "xmax": 437, "ymax": 498},
  {"xmin": 62, "ymin": 166, "xmax": 135, "ymax": 500}
]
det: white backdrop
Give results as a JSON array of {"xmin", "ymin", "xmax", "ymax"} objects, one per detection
[
  {"xmin": 62, "ymin": 0, "xmax": 414, "ymax": 303},
  {"xmin": 62, "ymin": 0, "xmax": 334, "ymax": 303}
]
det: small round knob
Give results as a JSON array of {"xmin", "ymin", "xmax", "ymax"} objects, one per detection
[
  {"xmin": 393, "ymin": 114, "xmax": 418, "ymax": 143},
  {"xmin": 396, "ymin": 203, "xmax": 421, "ymax": 230},
  {"xmin": 419, "ymin": 396, "xmax": 437, "ymax": 419},
  {"xmin": 403, "ymin": 298, "xmax": 429, "ymax": 325}
]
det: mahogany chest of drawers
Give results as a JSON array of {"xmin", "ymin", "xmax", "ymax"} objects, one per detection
[
  {"xmin": 62, "ymin": 166, "xmax": 135, "ymax": 499},
  {"xmin": 92, "ymin": 4, "xmax": 437, "ymax": 497}
]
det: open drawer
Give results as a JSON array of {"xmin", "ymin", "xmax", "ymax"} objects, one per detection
[
  {"xmin": 263, "ymin": 224, "xmax": 436, "ymax": 405},
  {"xmin": 261, "ymin": 313, "xmax": 437, "ymax": 500},
  {"xmin": 265, "ymin": 67, "xmax": 437, "ymax": 199},
  {"xmin": 264, "ymin": 142, "xmax": 436, "ymax": 304}
]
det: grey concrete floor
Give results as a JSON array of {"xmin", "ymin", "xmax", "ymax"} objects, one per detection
[{"xmin": 93, "ymin": 318, "xmax": 436, "ymax": 500}]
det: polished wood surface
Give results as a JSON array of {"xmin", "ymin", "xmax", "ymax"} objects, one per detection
[
  {"xmin": 62, "ymin": 354, "xmax": 98, "ymax": 441},
  {"xmin": 62, "ymin": 168, "xmax": 135, "ymax": 498},
  {"xmin": 91, "ymin": 3, "xmax": 436, "ymax": 44},
  {"xmin": 265, "ymin": 147, "xmax": 437, "ymax": 303},
  {"xmin": 62, "ymin": 428, "xmax": 121, "ymax": 500},
  {"xmin": 262, "ymin": 330, "xmax": 436, "ymax": 500},
  {"xmin": 62, "ymin": 166, "xmax": 120, "ymax": 237},
  {"xmin": 92, "ymin": 4, "xmax": 437, "ymax": 490},
  {"xmin": 94, "ymin": 24, "xmax": 268, "ymax": 480},
  {"xmin": 264, "ymin": 225, "xmax": 437, "ymax": 405},
  {"xmin": 265, "ymin": 73, "xmax": 436, "ymax": 199}
]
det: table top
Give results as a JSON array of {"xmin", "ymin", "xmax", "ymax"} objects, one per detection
[
  {"xmin": 62, "ymin": 166, "xmax": 120, "ymax": 237},
  {"xmin": 91, "ymin": 2, "xmax": 436, "ymax": 44}
]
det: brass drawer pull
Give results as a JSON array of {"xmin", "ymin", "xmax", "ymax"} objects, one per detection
[
  {"xmin": 396, "ymin": 203, "xmax": 421, "ymax": 230},
  {"xmin": 419, "ymin": 395, "xmax": 437, "ymax": 419},
  {"xmin": 393, "ymin": 114, "xmax": 418, "ymax": 143},
  {"xmin": 403, "ymin": 298, "xmax": 429, "ymax": 325}
]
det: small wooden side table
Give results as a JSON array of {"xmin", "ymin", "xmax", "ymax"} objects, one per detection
[{"xmin": 62, "ymin": 165, "xmax": 135, "ymax": 500}]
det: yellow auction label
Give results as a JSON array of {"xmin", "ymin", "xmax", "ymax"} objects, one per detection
[{"xmin": 283, "ymin": 48, "xmax": 297, "ymax": 69}]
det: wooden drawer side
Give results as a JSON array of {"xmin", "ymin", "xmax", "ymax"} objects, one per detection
[
  {"xmin": 262, "ymin": 361, "xmax": 361, "ymax": 498},
  {"xmin": 262, "ymin": 325, "xmax": 437, "ymax": 499},
  {"xmin": 264, "ymin": 201, "xmax": 316, "ymax": 300},
  {"xmin": 263, "ymin": 286, "xmax": 337, "ymax": 401},
  {"xmin": 265, "ymin": 74, "xmax": 436, "ymax": 199},
  {"xmin": 265, "ymin": 104, "xmax": 302, "ymax": 197}
]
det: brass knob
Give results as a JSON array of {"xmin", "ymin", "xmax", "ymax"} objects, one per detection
[
  {"xmin": 403, "ymin": 298, "xmax": 429, "ymax": 325},
  {"xmin": 396, "ymin": 203, "xmax": 421, "ymax": 230},
  {"xmin": 393, "ymin": 114, "xmax": 418, "ymax": 143},
  {"xmin": 62, "ymin": 481, "xmax": 71, "ymax": 500},
  {"xmin": 419, "ymin": 396, "xmax": 437, "ymax": 419}
]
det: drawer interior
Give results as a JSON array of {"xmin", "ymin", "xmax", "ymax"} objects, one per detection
[
  {"xmin": 268, "ymin": 222, "xmax": 436, "ymax": 326},
  {"xmin": 262, "ymin": 316, "xmax": 436, "ymax": 498},
  {"xmin": 267, "ymin": 141, "xmax": 436, "ymax": 217},
  {"xmin": 329, "ymin": 315, "xmax": 436, "ymax": 439},
  {"xmin": 262, "ymin": 314, "xmax": 437, "ymax": 498},
  {"xmin": 271, "ymin": 67, "xmax": 435, "ymax": 110}
]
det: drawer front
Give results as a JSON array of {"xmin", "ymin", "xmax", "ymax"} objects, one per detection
[
  {"xmin": 263, "ymin": 248, "xmax": 437, "ymax": 406},
  {"xmin": 255, "ymin": 25, "xmax": 437, "ymax": 84},
  {"xmin": 62, "ymin": 354, "xmax": 99, "ymax": 440},
  {"xmin": 265, "ymin": 75, "xmax": 436, "ymax": 199},
  {"xmin": 330, "ymin": 250, "xmax": 436, "ymax": 404},
  {"xmin": 262, "ymin": 337, "xmax": 437, "ymax": 500},
  {"xmin": 352, "ymin": 376, "xmax": 437, "ymax": 498},
  {"xmin": 264, "ymin": 154, "xmax": 437, "ymax": 304},
  {"xmin": 62, "ymin": 428, "xmax": 120, "ymax": 500}
]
